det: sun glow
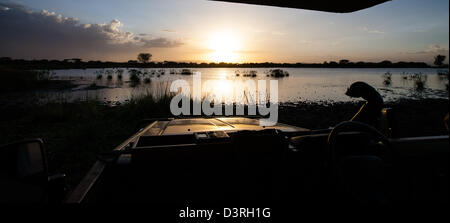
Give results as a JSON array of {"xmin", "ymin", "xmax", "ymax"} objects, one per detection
[{"xmin": 207, "ymin": 31, "xmax": 242, "ymax": 63}]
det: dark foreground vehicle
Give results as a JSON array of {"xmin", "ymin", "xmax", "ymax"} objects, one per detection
[{"xmin": 1, "ymin": 82, "xmax": 448, "ymax": 205}]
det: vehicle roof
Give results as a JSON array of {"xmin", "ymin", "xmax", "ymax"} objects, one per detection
[
  {"xmin": 142, "ymin": 117, "xmax": 309, "ymax": 136},
  {"xmin": 211, "ymin": 0, "xmax": 389, "ymax": 13}
]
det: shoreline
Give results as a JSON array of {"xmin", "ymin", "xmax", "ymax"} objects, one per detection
[{"xmin": 3, "ymin": 59, "xmax": 446, "ymax": 70}]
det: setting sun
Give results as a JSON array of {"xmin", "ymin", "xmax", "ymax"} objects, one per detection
[{"xmin": 207, "ymin": 31, "xmax": 242, "ymax": 63}]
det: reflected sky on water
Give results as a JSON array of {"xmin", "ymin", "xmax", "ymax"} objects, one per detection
[{"xmin": 39, "ymin": 67, "xmax": 449, "ymax": 105}]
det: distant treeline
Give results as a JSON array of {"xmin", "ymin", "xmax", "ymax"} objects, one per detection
[{"xmin": 1, "ymin": 57, "xmax": 446, "ymax": 70}]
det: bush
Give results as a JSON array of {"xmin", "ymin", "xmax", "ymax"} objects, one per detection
[
  {"xmin": 129, "ymin": 69, "xmax": 142, "ymax": 82},
  {"xmin": 269, "ymin": 69, "xmax": 289, "ymax": 77}
]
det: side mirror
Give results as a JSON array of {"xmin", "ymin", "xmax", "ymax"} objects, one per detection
[{"xmin": 0, "ymin": 139, "xmax": 49, "ymax": 203}]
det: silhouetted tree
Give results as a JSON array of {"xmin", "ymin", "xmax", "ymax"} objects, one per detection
[
  {"xmin": 434, "ymin": 55, "xmax": 446, "ymax": 67},
  {"xmin": 0, "ymin": 57, "xmax": 12, "ymax": 62},
  {"xmin": 0, "ymin": 57, "xmax": 433, "ymax": 69},
  {"xmin": 137, "ymin": 53, "xmax": 152, "ymax": 63},
  {"xmin": 380, "ymin": 60, "xmax": 392, "ymax": 65},
  {"xmin": 339, "ymin": 59, "xmax": 350, "ymax": 65},
  {"xmin": 72, "ymin": 58, "xmax": 82, "ymax": 63}
]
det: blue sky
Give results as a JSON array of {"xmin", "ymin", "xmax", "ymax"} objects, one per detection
[{"xmin": 1, "ymin": 0, "xmax": 448, "ymax": 63}]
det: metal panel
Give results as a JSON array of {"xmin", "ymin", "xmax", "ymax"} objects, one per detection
[{"xmin": 211, "ymin": 0, "xmax": 389, "ymax": 13}]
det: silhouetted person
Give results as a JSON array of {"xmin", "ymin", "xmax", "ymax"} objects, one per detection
[{"xmin": 345, "ymin": 82, "xmax": 384, "ymax": 128}]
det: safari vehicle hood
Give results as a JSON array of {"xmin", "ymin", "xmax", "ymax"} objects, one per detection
[{"xmin": 141, "ymin": 117, "xmax": 309, "ymax": 136}]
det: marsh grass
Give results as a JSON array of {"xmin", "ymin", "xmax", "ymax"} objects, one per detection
[
  {"xmin": 410, "ymin": 73, "xmax": 427, "ymax": 91},
  {"xmin": 129, "ymin": 69, "xmax": 142, "ymax": 82},
  {"xmin": 95, "ymin": 70, "xmax": 104, "ymax": 80},
  {"xmin": 1, "ymin": 66, "xmax": 38, "ymax": 90},
  {"xmin": 269, "ymin": 69, "xmax": 289, "ymax": 78},
  {"xmin": 106, "ymin": 69, "xmax": 113, "ymax": 80},
  {"xmin": 0, "ymin": 66, "xmax": 75, "ymax": 92},
  {"xmin": 382, "ymin": 71, "xmax": 392, "ymax": 86},
  {"xmin": 437, "ymin": 70, "xmax": 449, "ymax": 90},
  {"xmin": 36, "ymin": 69, "xmax": 56, "ymax": 81},
  {"xmin": 0, "ymin": 89, "xmax": 176, "ymax": 188},
  {"xmin": 116, "ymin": 69, "xmax": 124, "ymax": 80},
  {"xmin": 241, "ymin": 70, "xmax": 258, "ymax": 77},
  {"xmin": 398, "ymin": 72, "xmax": 429, "ymax": 92}
]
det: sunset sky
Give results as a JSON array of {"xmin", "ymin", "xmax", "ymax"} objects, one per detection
[{"xmin": 0, "ymin": 0, "xmax": 448, "ymax": 64}]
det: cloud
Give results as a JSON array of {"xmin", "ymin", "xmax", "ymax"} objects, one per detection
[
  {"xmin": 161, "ymin": 29, "xmax": 177, "ymax": 33},
  {"xmin": 361, "ymin": 27, "xmax": 385, "ymax": 34},
  {"xmin": 404, "ymin": 44, "xmax": 449, "ymax": 55},
  {"xmin": 424, "ymin": 44, "xmax": 448, "ymax": 53},
  {"xmin": 400, "ymin": 44, "xmax": 449, "ymax": 63},
  {"xmin": 0, "ymin": 2, "xmax": 183, "ymax": 60},
  {"xmin": 141, "ymin": 37, "xmax": 182, "ymax": 47}
]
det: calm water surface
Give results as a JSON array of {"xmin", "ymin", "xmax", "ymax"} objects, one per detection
[{"xmin": 41, "ymin": 68, "xmax": 448, "ymax": 104}]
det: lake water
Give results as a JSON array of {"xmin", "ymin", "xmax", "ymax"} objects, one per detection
[{"xmin": 41, "ymin": 68, "xmax": 448, "ymax": 105}]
